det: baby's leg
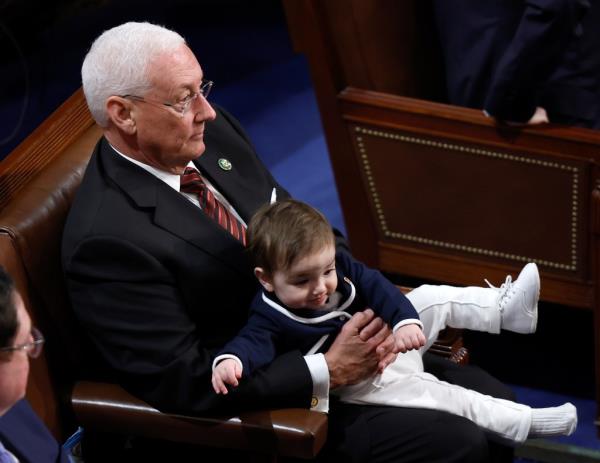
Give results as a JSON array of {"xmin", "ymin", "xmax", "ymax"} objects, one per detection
[
  {"xmin": 405, "ymin": 263, "xmax": 540, "ymax": 353},
  {"xmin": 406, "ymin": 284, "xmax": 498, "ymax": 352},
  {"xmin": 338, "ymin": 364, "xmax": 576, "ymax": 444}
]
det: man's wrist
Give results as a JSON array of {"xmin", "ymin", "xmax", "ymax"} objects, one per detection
[{"xmin": 323, "ymin": 352, "xmax": 341, "ymax": 389}]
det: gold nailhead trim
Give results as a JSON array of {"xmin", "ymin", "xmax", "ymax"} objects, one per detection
[{"xmin": 353, "ymin": 126, "xmax": 579, "ymax": 271}]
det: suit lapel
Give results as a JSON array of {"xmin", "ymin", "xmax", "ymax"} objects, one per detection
[
  {"xmin": 153, "ymin": 191, "xmax": 250, "ymax": 274},
  {"xmin": 195, "ymin": 143, "xmax": 253, "ymax": 220},
  {"xmin": 197, "ymin": 112, "xmax": 275, "ymax": 221},
  {"xmin": 99, "ymin": 140, "xmax": 250, "ymax": 275}
]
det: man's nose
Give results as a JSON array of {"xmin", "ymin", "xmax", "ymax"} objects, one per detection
[{"xmin": 194, "ymin": 96, "xmax": 216, "ymax": 121}]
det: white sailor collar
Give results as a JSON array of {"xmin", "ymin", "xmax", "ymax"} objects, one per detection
[{"xmin": 261, "ymin": 276, "xmax": 357, "ymax": 324}]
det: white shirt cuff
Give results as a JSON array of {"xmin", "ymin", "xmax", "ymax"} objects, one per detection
[
  {"xmin": 392, "ymin": 318, "xmax": 424, "ymax": 332},
  {"xmin": 304, "ymin": 353, "xmax": 330, "ymax": 413},
  {"xmin": 212, "ymin": 354, "xmax": 244, "ymax": 373}
]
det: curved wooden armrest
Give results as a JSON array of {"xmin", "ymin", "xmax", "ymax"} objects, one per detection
[{"xmin": 71, "ymin": 381, "xmax": 328, "ymax": 459}]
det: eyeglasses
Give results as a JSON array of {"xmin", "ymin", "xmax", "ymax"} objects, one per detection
[
  {"xmin": 0, "ymin": 327, "xmax": 45, "ymax": 359},
  {"xmin": 121, "ymin": 79, "xmax": 213, "ymax": 117}
]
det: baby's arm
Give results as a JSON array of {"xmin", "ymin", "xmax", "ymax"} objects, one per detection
[
  {"xmin": 212, "ymin": 358, "xmax": 243, "ymax": 394},
  {"xmin": 393, "ymin": 323, "xmax": 426, "ymax": 353}
]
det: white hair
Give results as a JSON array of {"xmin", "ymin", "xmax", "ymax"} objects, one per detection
[{"xmin": 81, "ymin": 22, "xmax": 186, "ymax": 127}]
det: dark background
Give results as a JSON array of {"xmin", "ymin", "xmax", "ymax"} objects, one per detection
[{"xmin": 0, "ymin": 0, "xmax": 287, "ymax": 159}]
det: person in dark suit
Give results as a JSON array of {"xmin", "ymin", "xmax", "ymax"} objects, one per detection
[
  {"xmin": 62, "ymin": 21, "xmax": 521, "ymax": 461},
  {"xmin": 0, "ymin": 266, "xmax": 68, "ymax": 463},
  {"xmin": 432, "ymin": 0, "xmax": 599, "ymax": 128}
]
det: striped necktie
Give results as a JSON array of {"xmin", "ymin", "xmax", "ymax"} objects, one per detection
[{"xmin": 180, "ymin": 167, "xmax": 247, "ymax": 245}]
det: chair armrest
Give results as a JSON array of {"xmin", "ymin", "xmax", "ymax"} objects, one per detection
[{"xmin": 71, "ymin": 381, "xmax": 328, "ymax": 459}]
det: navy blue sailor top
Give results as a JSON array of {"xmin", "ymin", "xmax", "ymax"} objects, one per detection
[{"xmin": 215, "ymin": 250, "xmax": 421, "ymax": 376}]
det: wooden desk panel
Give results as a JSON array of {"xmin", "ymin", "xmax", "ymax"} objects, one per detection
[
  {"xmin": 351, "ymin": 125, "xmax": 583, "ymax": 272},
  {"xmin": 338, "ymin": 89, "xmax": 600, "ymax": 309}
]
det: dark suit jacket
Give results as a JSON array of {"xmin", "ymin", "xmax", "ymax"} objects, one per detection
[
  {"xmin": 0, "ymin": 400, "xmax": 68, "ymax": 463},
  {"xmin": 61, "ymin": 106, "xmax": 312, "ymax": 415},
  {"xmin": 433, "ymin": 0, "xmax": 599, "ymax": 126}
]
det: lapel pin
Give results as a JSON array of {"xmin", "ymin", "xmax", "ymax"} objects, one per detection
[{"xmin": 218, "ymin": 158, "xmax": 232, "ymax": 171}]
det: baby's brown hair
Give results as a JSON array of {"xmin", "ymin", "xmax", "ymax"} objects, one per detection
[{"xmin": 247, "ymin": 199, "xmax": 335, "ymax": 274}]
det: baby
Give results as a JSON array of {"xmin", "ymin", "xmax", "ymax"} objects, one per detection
[{"xmin": 212, "ymin": 199, "xmax": 577, "ymax": 444}]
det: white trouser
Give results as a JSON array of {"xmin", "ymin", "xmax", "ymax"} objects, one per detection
[{"xmin": 336, "ymin": 284, "xmax": 532, "ymax": 443}]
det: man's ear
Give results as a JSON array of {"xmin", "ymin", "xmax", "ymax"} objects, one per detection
[
  {"xmin": 106, "ymin": 96, "xmax": 137, "ymax": 135},
  {"xmin": 254, "ymin": 267, "xmax": 274, "ymax": 292}
]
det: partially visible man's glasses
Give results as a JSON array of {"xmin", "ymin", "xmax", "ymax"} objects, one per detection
[
  {"xmin": 0, "ymin": 327, "xmax": 45, "ymax": 359},
  {"xmin": 121, "ymin": 79, "xmax": 213, "ymax": 118}
]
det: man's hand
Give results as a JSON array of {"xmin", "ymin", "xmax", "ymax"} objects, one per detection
[
  {"xmin": 527, "ymin": 106, "xmax": 549, "ymax": 125},
  {"xmin": 325, "ymin": 309, "xmax": 398, "ymax": 388},
  {"xmin": 211, "ymin": 359, "xmax": 242, "ymax": 394},
  {"xmin": 483, "ymin": 106, "xmax": 549, "ymax": 126},
  {"xmin": 394, "ymin": 324, "xmax": 426, "ymax": 353}
]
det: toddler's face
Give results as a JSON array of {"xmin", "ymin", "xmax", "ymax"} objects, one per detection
[{"xmin": 269, "ymin": 244, "xmax": 337, "ymax": 310}]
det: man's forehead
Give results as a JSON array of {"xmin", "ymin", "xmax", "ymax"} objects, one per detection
[{"xmin": 148, "ymin": 47, "xmax": 203, "ymax": 90}]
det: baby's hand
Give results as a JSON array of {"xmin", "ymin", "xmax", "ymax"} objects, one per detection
[
  {"xmin": 394, "ymin": 324, "xmax": 426, "ymax": 353},
  {"xmin": 212, "ymin": 358, "xmax": 242, "ymax": 394}
]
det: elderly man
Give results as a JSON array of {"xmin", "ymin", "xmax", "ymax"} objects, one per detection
[
  {"xmin": 62, "ymin": 22, "xmax": 539, "ymax": 461},
  {"xmin": 0, "ymin": 267, "xmax": 67, "ymax": 462}
]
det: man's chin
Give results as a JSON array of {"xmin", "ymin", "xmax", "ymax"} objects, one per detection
[
  {"xmin": 190, "ymin": 140, "xmax": 206, "ymax": 157},
  {"xmin": 181, "ymin": 137, "xmax": 205, "ymax": 157}
]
